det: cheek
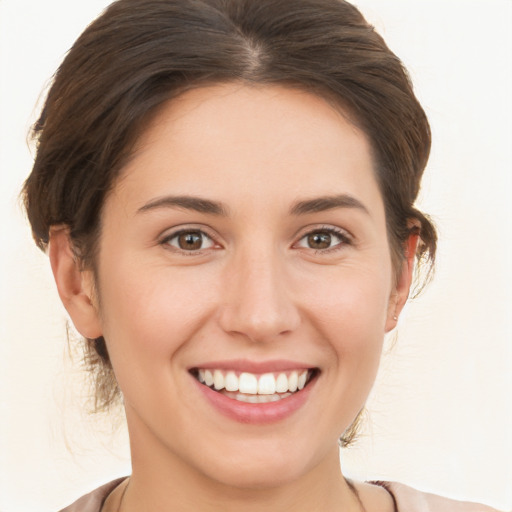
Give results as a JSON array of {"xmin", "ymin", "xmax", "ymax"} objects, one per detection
[
  {"xmin": 292, "ymin": 266, "xmax": 391, "ymax": 434},
  {"xmin": 305, "ymin": 264, "xmax": 392, "ymax": 340},
  {"xmin": 303, "ymin": 264, "xmax": 392, "ymax": 390},
  {"xmin": 96, "ymin": 256, "xmax": 217, "ymax": 371}
]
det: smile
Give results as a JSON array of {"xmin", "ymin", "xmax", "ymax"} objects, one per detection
[{"xmin": 191, "ymin": 368, "xmax": 317, "ymax": 403}]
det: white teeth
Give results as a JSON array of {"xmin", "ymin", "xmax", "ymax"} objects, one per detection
[
  {"xmin": 258, "ymin": 373, "xmax": 276, "ymax": 395},
  {"xmin": 224, "ymin": 371, "xmax": 239, "ymax": 392},
  {"xmin": 213, "ymin": 370, "xmax": 225, "ymax": 391},
  {"xmin": 229, "ymin": 392, "xmax": 292, "ymax": 403},
  {"xmin": 204, "ymin": 370, "xmax": 214, "ymax": 387},
  {"xmin": 275, "ymin": 373, "xmax": 288, "ymax": 393},
  {"xmin": 196, "ymin": 368, "xmax": 313, "ymax": 395},
  {"xmin": 288, "ymin": 371, "xmax": 298, "ymax": 392},
  {"xmin": 239, "ymin": 372, "xmax": 258, "ymax": 394}
]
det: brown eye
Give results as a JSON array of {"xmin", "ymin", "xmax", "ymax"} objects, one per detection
[
  {"xmin": 178, "ymin": 232, "xmax": 202, "ymax": 250},
  {"xmin": 307, "ymin": 232, "xmax": 332, "ymax": 249},
  {"xmin": 165, "ymin": 230, "xmax": 215, "ymax": 251},
  {"xmin": 296, "ymin": 228, "xmax": 349, "ymax": 252}
]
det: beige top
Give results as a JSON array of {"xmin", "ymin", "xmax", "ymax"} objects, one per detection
[
  {"xmin": 380, "ymin": 481, "xmax": 500, "ymax": 512},
  {"xmin": 58, "ymin": 478, "xmax": 501, "ymax": 512}
]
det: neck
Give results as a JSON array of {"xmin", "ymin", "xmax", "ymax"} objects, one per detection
[{"xmin": 120, "ymin": 408, "xmax": 362, "ymax": 512}]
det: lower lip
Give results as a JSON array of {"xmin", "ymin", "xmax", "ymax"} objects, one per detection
[{"xmin": 193, "ymin": 375, "xmax": 316, "ymax": 425}]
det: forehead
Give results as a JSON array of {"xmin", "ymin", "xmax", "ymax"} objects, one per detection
[{"xmin": 112, "ymin": 83, "xmax": 383, "ymax": 216}]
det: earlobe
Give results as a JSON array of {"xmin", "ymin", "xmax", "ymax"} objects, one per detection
[
  {"xmin": 49, "ymin": 227, "xmax": 103, "ymax": 339},
  {"xmin": 385, "ymin": 228, "xmax": 420, "ymax": 332}
]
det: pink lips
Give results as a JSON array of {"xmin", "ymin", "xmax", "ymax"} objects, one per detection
[{"xmin": 190, "ymin": 359, "xmax": 318, "ymax": 425}]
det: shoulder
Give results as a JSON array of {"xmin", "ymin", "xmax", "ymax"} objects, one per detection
[
  {"xmin": 58, "ymin": 478, "xmax": 127, "ymax": 512},
  {"xmin": 372, "ymin": 481, "xmax": 502, "ymax": 512}
]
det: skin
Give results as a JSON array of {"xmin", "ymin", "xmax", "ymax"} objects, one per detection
[{"xmin": 50, "ymin": 83, "xmax": 416, "ymax": 511}]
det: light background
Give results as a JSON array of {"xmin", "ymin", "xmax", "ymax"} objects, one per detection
[{"xmin": 0, "ymin": 1, "xmax": 511, "ymax": 510}]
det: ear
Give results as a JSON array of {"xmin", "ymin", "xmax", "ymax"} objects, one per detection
[
  {"xmin": 49, "ymin": 227, "xmax": 103, "ymax": 339},
  {"xmin": 385, "ymin": 224, "xmax": 420, "ymax": 332}
]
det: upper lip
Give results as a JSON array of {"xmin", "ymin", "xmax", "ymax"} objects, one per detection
[{"xmin": 189, "ymin": 359, "xmax": 317, "ymax": 374}]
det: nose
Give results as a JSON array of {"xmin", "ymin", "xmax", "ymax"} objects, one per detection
[{"xmin": 218, "ymin": 249, "xmax": 301, "ymax": 343}]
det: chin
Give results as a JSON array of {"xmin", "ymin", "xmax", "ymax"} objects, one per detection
[
  {"xmin": 191, "ymin": 435, "xmax": 329, "ymax": 491},
  {"xmin": 203, "ymin": 460, "xmax": 306, "ymax": 491}
]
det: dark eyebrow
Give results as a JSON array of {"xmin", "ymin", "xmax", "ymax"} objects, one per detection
[
  {"xmin": 137, "ymin": 195, "xmax": 229, "ymax": 216},
  {"xmin": 290, "ymin": 194, "xmax": 369, "ymax": 216}
]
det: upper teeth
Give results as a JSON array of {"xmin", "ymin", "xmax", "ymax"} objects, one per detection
[{"xmin": 197, "ymin": 369, "xmax": 310, "ymax": 394}]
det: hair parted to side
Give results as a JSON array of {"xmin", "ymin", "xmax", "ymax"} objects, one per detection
[{"xmin": 22, "ymin": 0, "xmax": 436, "ymax": 446}]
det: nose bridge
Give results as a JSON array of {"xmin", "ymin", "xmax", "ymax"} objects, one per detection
[{"xmin": 219, "ymin": 243, "xmax": 300, "ymax": 342}]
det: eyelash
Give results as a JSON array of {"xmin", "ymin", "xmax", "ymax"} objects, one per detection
[
  {"xmin": 295, "ymin": 226, "xmax": 352, "ymax": 254},
  {"xmin": 159, "ymin": 225, "xmax": 352, "ymax": 255},
  {"xmin": 160, "ymin": 228, "xmax": 218, "ymax": 255}
]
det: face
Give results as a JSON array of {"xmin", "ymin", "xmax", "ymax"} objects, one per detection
[{"xmin": 70, "ymin": 84, "xmax": 410, "ymax": 489}]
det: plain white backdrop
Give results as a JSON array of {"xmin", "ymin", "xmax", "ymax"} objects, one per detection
[{"xmin": 1, "ymin": 1, "xmax": 511, "ymax": 510}]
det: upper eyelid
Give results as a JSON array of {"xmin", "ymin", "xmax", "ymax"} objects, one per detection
[
  {"xmin": 294, "ymin": 224, "xmax": 353, "ymax": 241},
  {"xmin": 159, "ymin": 224, "xmax": 218, "ymax": 241}
]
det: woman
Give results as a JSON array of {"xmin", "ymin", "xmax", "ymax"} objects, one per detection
[{"xmin": 19, "ymin": 0, "xmax": 503, "ymax": 510}]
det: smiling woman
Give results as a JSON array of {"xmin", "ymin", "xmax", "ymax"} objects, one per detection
[
  {"xmin": 10, "ymin": 0, "xmax": 508, "ymax": 511},
  {"xmin": 72, "ymin": 85, "xmax": 400, "ymax": 454}
]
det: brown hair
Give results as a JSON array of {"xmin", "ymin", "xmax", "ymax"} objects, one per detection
[{"xmin": 22, "ymin": 0, "xmax": 436, "ymax": 445}]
